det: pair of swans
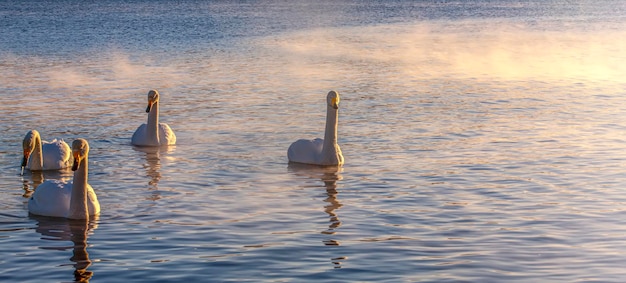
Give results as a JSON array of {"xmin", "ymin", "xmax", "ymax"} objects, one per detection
[
  {"xmin": 130, "ymin": 89, "xmax": 344, "ymax": 165},
  {"xmin": 26, "ymin": 90, "xmax": 175, "ymax": 219},
  {"xmin": 25, "ymin": 90, "xmax": 343, "ymax": 219},
  {"xmin": 20, "ymin": 90, "xmax": 176, "ymax": 172}
]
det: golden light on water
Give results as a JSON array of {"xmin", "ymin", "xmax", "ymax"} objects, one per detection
[{"xmin": 3, "ymin": 2, "xmax": 626, "ymax": 281}]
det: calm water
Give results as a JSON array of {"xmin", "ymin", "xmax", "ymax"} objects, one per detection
[{"xmin": 2, "ymin": 0, "xmax": 626, "ymax": 282}]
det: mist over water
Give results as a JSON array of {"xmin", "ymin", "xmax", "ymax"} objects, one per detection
[
  {"xmin": 2, "ymin": 1, "xmax": 626, "ymax": 282},
  {"xmin": 2, "ymin": 19, "xmax": 624, "ymax": 98},
  {"xmin": 260, "ymin": 21, "xmax": 626, "ymax": 85}
]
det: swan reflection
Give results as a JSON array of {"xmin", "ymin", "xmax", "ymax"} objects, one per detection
[
  {"xmin": 133, "ymin": 146, "xmax": 175, "ymax": 202},
  {"xmin": 288, "ymin": 163, "xmax": 345, "ymax": 267},
  {"xmin": 132, "ymin": 146, "xmax": 175, "ymax": 188},
  {"xmin": 320, "ymin": 171, "xmax": 342, "ymax": 237},
  {"xmin": 31, "ymin": 215, "xmax": 99, "ymax": 282}
]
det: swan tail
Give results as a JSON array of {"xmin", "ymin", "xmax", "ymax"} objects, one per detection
[{"xmin": 41, "ymin": 139, "xmax": 72, "ymax": 170}]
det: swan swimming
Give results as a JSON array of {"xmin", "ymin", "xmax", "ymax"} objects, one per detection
[
  {"xmin": 288, "ymin": 90, "xmax": 344, "ymax": 166},
  {"xmin": 21, "ymin": 130, "xmax": 71, "ymax": 174},
  {"xmin": 131, "ymin": 89, "xmax": 177, "ymax": 146},
  {"xmin": 28, "ymin": 138, "xmax": 100, "ymax": 219}
]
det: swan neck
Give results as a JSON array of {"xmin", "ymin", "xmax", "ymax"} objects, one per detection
[
  {"xmin": 322, "ymin": 106, "xmax": 339, "ymax": 151},
  {"xmin": 147, "ymin": 101, "xmax": 160, "ymax": 144},
  {"xmin": 30, "ymin": 135, "xmax": 44, "ymax": 170},
  {"xmin": 69, "ymin": 156, "xmax": 89, "ymax": 220},
  {"xmin": 69, "ymin": 219, "xmax": 92, "ymax": 276}
]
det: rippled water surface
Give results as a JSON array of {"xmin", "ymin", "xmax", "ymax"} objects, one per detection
[{"xmin": 2, "ymin": 1, "xmax": 626, "ymax": 282}]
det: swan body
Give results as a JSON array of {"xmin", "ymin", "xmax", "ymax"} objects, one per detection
[
  {"xmin": 28, "ymin": 139, "xmax": 100, "ymax": 219},
  {"xmin": 132, "ymin": 90, "xmax": 176, "ymax": 146},
  {"xmin": 22, "ymin": 130, "xmax": 71, "ymax": 171},
  {"xmin": 132, "ymin": 123, "xmax": 176, "ymax": 146},
  {"xmin": 27, "ymin": 180, "xmax": 100, "ymax": 218},
  {"xmin": 288, "ymin": 91, "xmax": 344, "ymax": 166}
]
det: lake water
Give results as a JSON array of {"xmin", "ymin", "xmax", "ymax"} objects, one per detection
[{"xmin": 1, "ymin": 0, "xmax": 626, "ymax": 282}]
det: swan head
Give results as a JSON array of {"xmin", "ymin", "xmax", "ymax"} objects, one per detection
[
  {"xmin": 145, "ymin": 89, "xmax": 160, "ymax": 113},
  {"xmin": 327, "ymin": 90, "xmax": 340, "ymax": 110},
  {"xmin": 21, "ymin": 130, "xmax": 40, "ymax": 167},
  {"xmin": 71, "ymin": 139, "xmax": 89, "ymax": 171}
]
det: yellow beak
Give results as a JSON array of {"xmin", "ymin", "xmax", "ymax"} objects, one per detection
[
  {"xmin": 72, "ymin": 151, "xmax": 81, "ymax": 171},
  {"xmin": 146, "ymin": 100, "xmax": 154, "ymax": 113},
  {"xmin": 21, "ymin": 150, "xmax": 30, "ymax": 167}
]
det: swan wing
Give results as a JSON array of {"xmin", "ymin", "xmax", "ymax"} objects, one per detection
[
  {"xmin": 28, "ymin": 180, "xmax": 72, "ymax": 218},
  {"xmin": 131, "ymin": 124, "xmax": 148, "ymax": 146},
  {"xmin": 86, "ymin": 184, "xmax": 101, "ymax": 215},
  {"xmin": 159, "ymin": 123, "xmax": 176, "ymax": 145},
  {"xmin": 288, "ymin": 138, "xmax": 324, "ymax": 165},
  {"xmin": 41, "ymin": 139, "xmax": 71, "ymax": 170}
]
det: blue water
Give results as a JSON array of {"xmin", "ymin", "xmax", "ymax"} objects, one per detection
[{"xmin": 1, "ymin": 0, "xmax": 626, "ymax": 282}]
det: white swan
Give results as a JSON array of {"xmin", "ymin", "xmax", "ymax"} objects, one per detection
[
  {"xmin": 288, "ymin": 90, "xmax": 344, "ymax": 166},
  {"xmin": 131, "ymin": 89, "xmax": 177, "ymax": 146},
  {"xmin": 28, "ymin": 139, "xmax": 100, "ymax": 220},
  {"xmin": 22, "ymin": 130, "xmax": 71, "ymax": 173}
]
